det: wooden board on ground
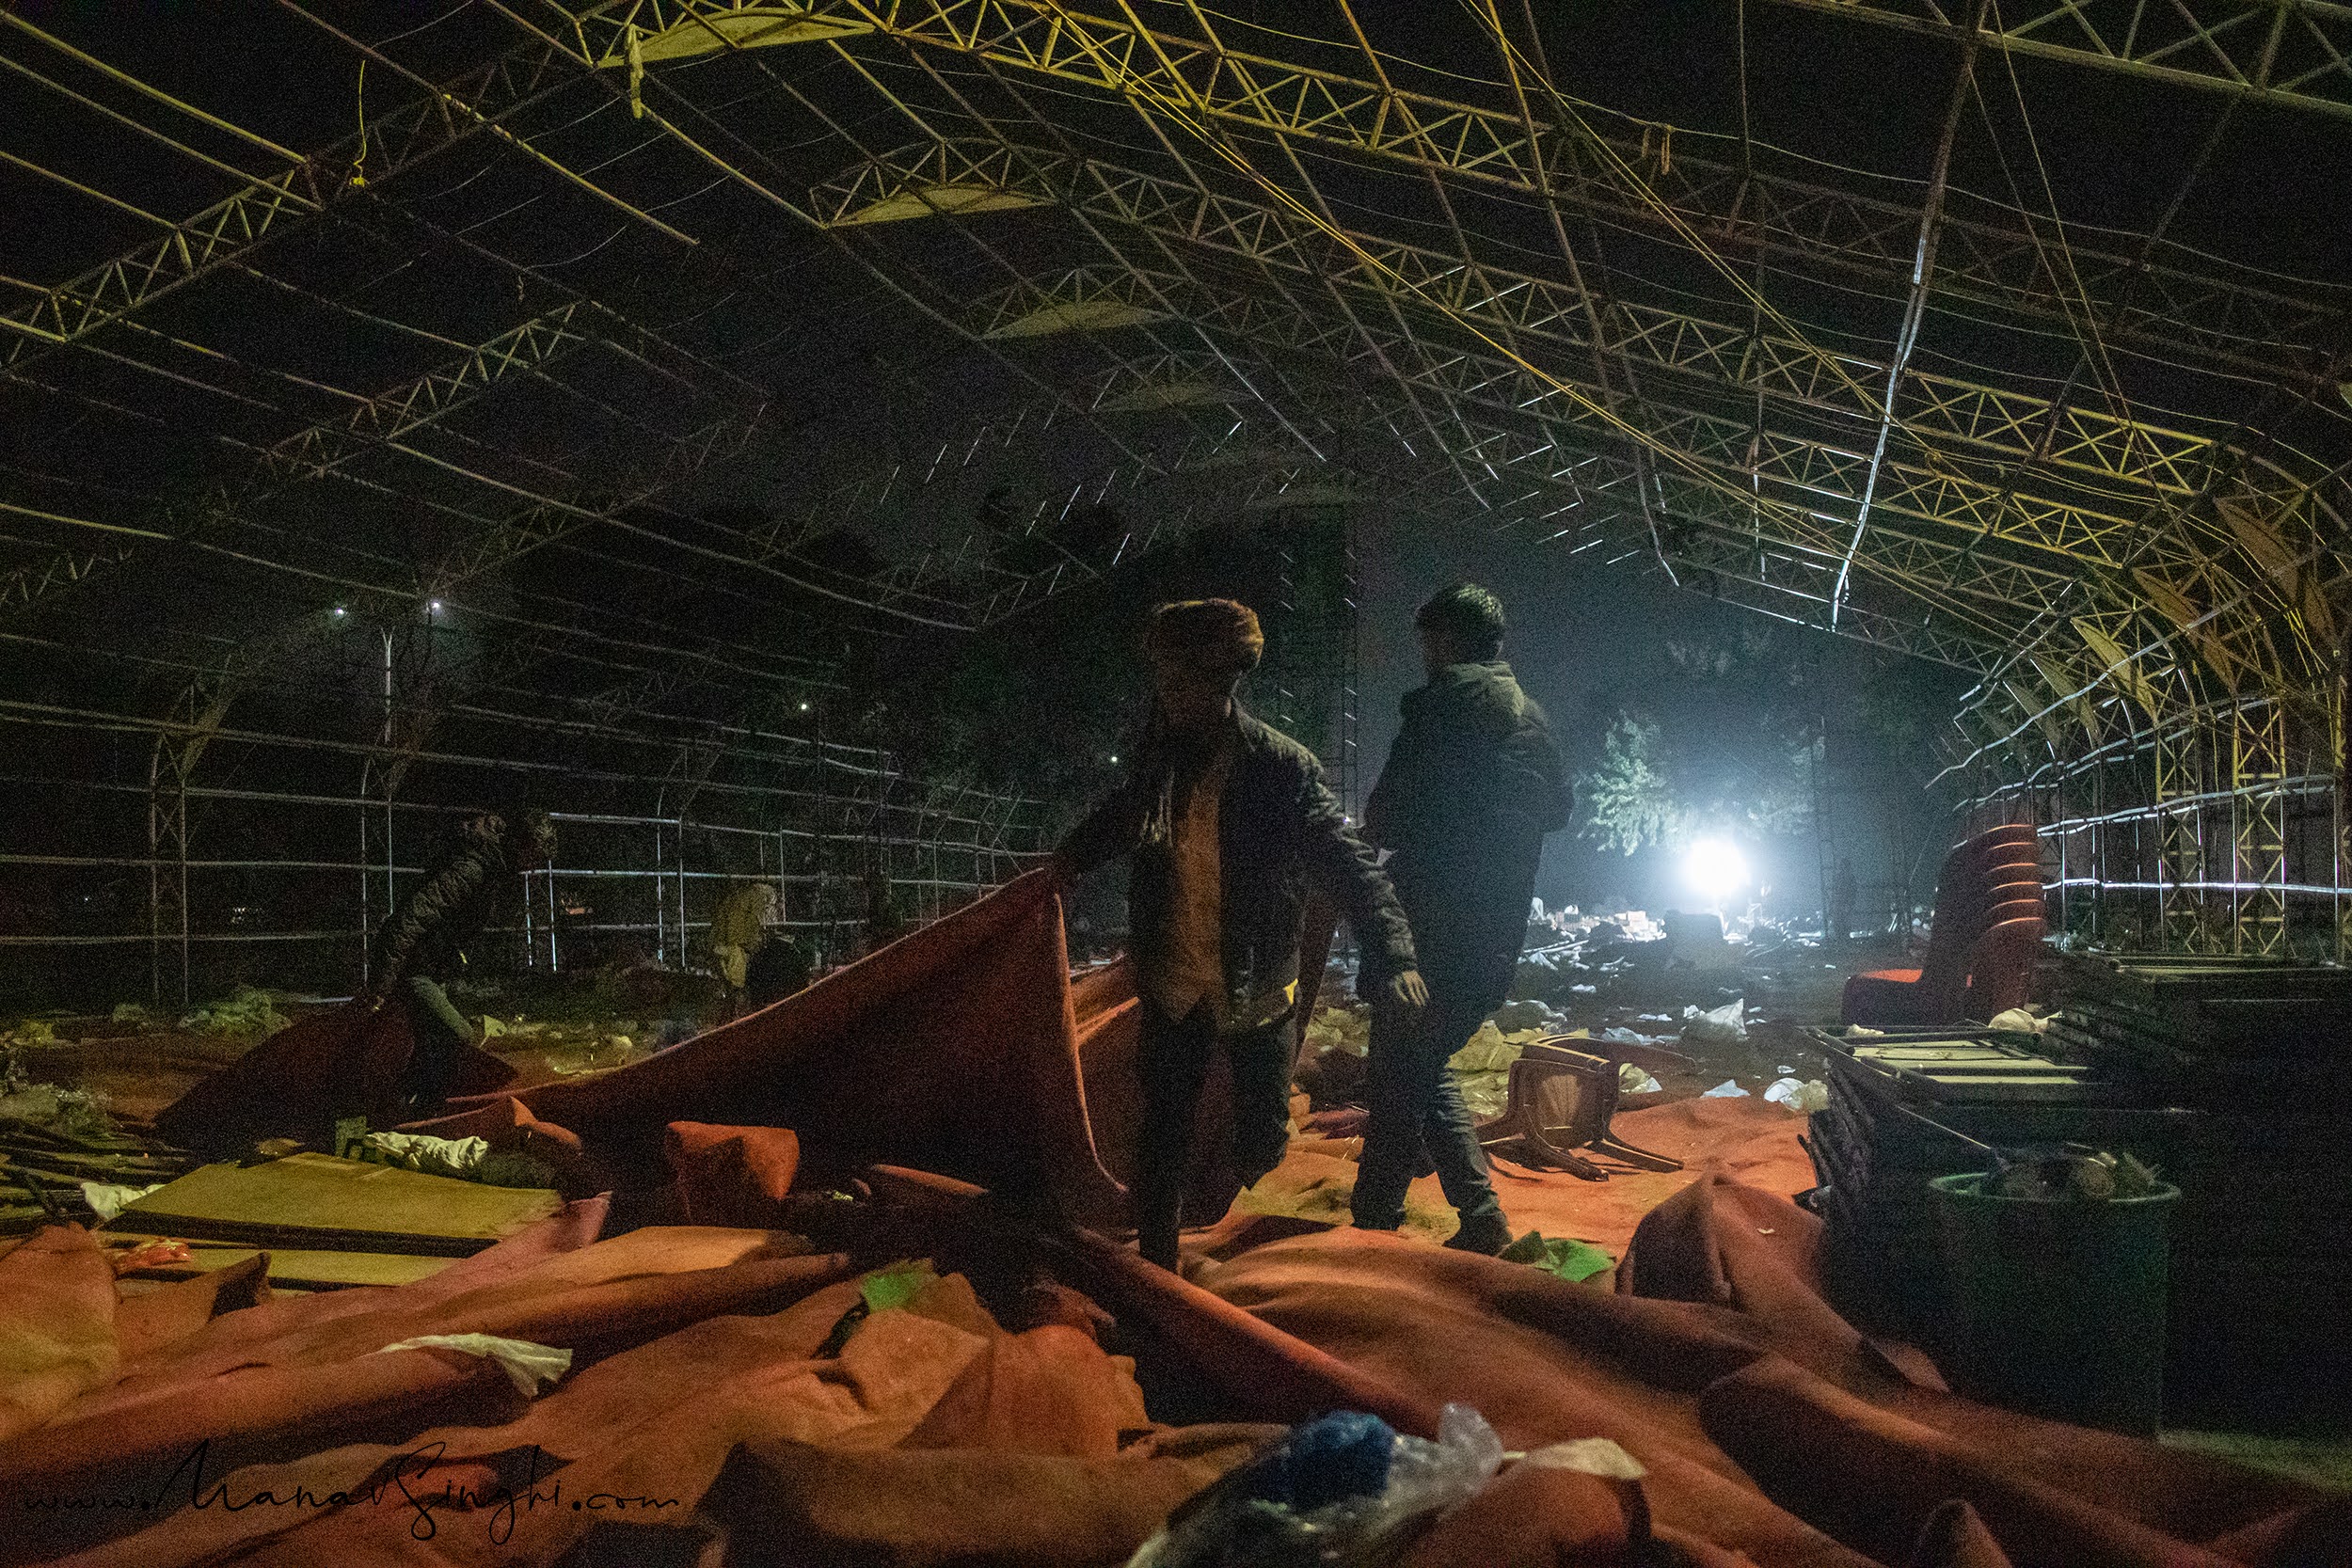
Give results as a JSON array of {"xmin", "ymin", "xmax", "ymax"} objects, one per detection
[
  {"xmin": 105, "ymin": 1234, "xmax": 456, "ymax": 1290},
  {"xmin": 101, "ymin": 1152, "xmax": 561, "ymax": 1257}
]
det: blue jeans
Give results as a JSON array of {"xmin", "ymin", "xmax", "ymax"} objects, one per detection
[{"xmin": 1350, "ymin": 987, "xmax": 1505, "ymax": 1232}]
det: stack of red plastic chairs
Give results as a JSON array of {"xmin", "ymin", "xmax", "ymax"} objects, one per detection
[{"xmin": 1840, "ymin": 824, "xmax": 2045, "ymax": 1027}]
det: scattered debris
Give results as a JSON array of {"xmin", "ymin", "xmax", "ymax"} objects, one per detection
[
  {"xmin": 354, "ymin": 1130, "xmax": 562, "ymax": 1190},
  {"xmin": 1618, "ymin": 1063, "xmax": 1663, "ymax": 1096},
  {"xmin": 1520, "ymin": 1437, "xmax": 1645, "ymax": 1481},
  {"xmin": 370, "ymin": 1333, "xmax": 572, "ymax": 1395},
  {"xmin": 1762, "ymin": 1077, "xmax": 1829, "ymax": 1114},
  {"xmin": 1499, "ymin": 1230, "xmax": 1615, "ymax": 1284},
  {"xmin": 179, "ymin": 985, "xmax": 291, "ymax": 1039},
  {"xmin": 77, "ymin": 1179, "xmax": 166, "ymax": 1220},
  {"xmin": 1701, "ymin": 1079, "xmax": 1751, "ymax": 1099},
  {"xmin": 1681, "ymin": 998, "xmax": 1748, "ymax": 1047},
  {"xmin": 1990, "ymin": 1145, "xmax": 2163, "ymax": 1203},
  {"xmin": 1300, "ymin": 1004, "xmax": 1372, "ymax": 1057},
  {"xmin": 0, "ymin": 1082, "xmax": 116, "ymax": 1138}
]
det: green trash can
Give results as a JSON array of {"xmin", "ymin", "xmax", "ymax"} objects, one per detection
[{"xmin": 1928, "ymin": 1172, "xmax": 2180, "ymax": 1435}]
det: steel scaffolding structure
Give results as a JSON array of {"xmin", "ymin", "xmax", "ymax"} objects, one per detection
[{"xmin": 2, "ymin": 2, "xmax": 2347, "ymax": 975}]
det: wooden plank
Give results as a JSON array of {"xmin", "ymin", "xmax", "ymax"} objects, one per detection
[
  {"xmin": 106, "ymin": 1235, "xmax": 456, "ymax": 1290},
  {"xmin": 102, "ymin": 1152, "xmax": 560, "ymax": 1257}
]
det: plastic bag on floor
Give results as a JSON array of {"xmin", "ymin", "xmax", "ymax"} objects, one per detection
[
  {"xmin": 1127, "ymin": 1403, "xmax": 1503, "ymax": 1566},
  {"xmin": 1617, "ymin": 1062, "xmax": 1662, "ymax": 1095},
  {"xmin": 358, "ymin": 1131, "xmax": 560, "ymax": 1191},
  {"xmin": 1762, "ymin": 1077, "xmax": 1829, "ymax": 1114},
  {"xmin": 1680, "ymin": 998, "xmax": 1746, "ymax": 1046},
  {"xmin": 78, "ymin": 1180, "xmax": 165, "ymax": 1222},
  {"xmin": 1701, "ymin": 1079, "xmax": 1750, "ymax": 1099},
  {"xmin": 373, "ymin": 1333, "xmax": 572, "ymax": 1396}
]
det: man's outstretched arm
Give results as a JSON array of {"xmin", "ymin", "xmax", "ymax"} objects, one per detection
[
  {"xmin": 1050, "ymin": 779, "xmax": 1144, "ymax": 883},
  {"xmin": 1296, "ymin": 763, "xmax": 1424, "ymax": 1006}
]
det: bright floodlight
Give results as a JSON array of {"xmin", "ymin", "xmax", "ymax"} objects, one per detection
[
  {"xmin": 1683, "ymin": 838, "xmax": 1748, "ymax": 905},
  {"xmin": 427, "ymin": 599, "xmax": 443, "ymax": 612}
]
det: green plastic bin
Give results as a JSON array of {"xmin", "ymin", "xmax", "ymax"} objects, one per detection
[{"xmin": 1928, "ymin": 1172, "xmax": 2180, "ymax": 1434}]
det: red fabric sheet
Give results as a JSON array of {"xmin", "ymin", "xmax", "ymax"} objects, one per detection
[
  {"xmin": 1182, "ymin": 1176, "xmax": 2338, "ymax": 1568},
  {"xmin": 151, "ymin": 1001, "xmax": 515, "ymax": 1156},
  {"xmin": 37, "ymin": 1255, "xmax": 1260, "ymax": 1568},
  {"xmin": 416, "ymin": 871, "xmax": 1127, "ymax": 1222},
  {"xmin": 92, "ymin": 878, "xmax": 2344, "ymax": 1568}
]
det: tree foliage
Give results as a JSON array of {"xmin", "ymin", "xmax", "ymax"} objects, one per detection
[
  {"xmin": 1576, "ymin": 626, "xmax": 1818, "ymax": 856},
  {"xmin": 1580, "ymin": 718, "xmax": 1682, "ymax": 854}
]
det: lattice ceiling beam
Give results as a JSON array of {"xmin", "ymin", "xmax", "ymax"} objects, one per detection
[
  {"xmin": 571, "ymin": 1, "xmax": 2352, "ymax": 389},
  {"xmin": 0, "ymin": 304, "xmax": 620, "ymax": 616},
  {"xmin": 976, "ymin": 246, "xmax": 2145, "ymax": 623},
  {"xmin": 1762, "ymin": 0, "xmax": 2352, "ymax": 121},
  {"xmin": 851, "ymin": 142, "xmax": 2287, "ymax": 601},
  {"xmin": 0, "ymin": 35, "xmax": 582, "ymax": 378}
]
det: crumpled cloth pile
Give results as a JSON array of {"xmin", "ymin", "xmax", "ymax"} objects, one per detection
[
  {"xmin": 110, "ymin": 872, "xmax": 2349, "ymax": 1568},
  {"xmin": 0, "ymin": 1184, "xmax": 1274, "ymax": 1568}
]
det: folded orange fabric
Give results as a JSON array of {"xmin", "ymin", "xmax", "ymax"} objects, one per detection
[
  {"xmin": 0, "ymin": 1225, "xmax": 119, "ymax": 1445},
  {"xmin": 666, "ymin": 1121, "xmax": 801, "ymax": 1227},
  {"xmin": 420, "ymin": 872, "xmax": 1123, "ymax": 1226}
]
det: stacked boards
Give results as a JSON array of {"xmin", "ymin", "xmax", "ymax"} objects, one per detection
[
  {"xmin": 1810, "ymin": 951, "xmax": 2352, "ymax": 1429},
  {"xmin": 102, "ymin": 1150, "xmax": 561, "ymax": 1291},
  {"xmin": 2042, "ymin": 954, "xmax": 2352, "ymax": 1427},
  {"xmin": 1806, "ymin": 1028, "xmax": 2187, "ymax": 1360}
]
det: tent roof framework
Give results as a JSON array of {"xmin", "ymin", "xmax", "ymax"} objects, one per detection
[{"xmin": 1, "ymin": 0, "xmax": 2347, "ymax": 796}]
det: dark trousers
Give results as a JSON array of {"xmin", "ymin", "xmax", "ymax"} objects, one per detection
[
  {"xmin": 396, "ymin": 974, "xmax": 474, "ymax": 1113},
  {"xmin": 1350, "ymin": 983, "xmax": 1506, "ymax": 1233},
  {"xmin": 1134, "ymin": 1000, "xmax": 1295, "ymax": 1271}
]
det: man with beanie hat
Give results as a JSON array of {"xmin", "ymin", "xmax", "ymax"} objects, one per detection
[
  {"xmin": 1054, "ymin": 599, "xmax": 1426, "ymax": 1270},
  {"xmin": 1353, "ymin": 582, "xmax": 1570, "ymax": 1254}
]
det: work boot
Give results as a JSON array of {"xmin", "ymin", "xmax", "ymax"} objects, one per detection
[{"xmin": 1442, "ymin": 1210, "xmax": 1515, "ymax": 1256}]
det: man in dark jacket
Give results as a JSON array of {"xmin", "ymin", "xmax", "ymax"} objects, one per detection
[
  {"xmin": 1054, "ymin": 599, "xmax": 1427, "ymax": 1270},
  {"xmin": 1353, "ymin": 584, "xmax": 1572, "ymax": 1254},
  {"xmin": 364, "ymin": 806, "xmax": 556, "ymax": 1117}
]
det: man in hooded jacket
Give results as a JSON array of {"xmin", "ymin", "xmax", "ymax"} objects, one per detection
[
  {"xmin": 364, "ymin": 806, "xmax": 555, "ymax": 1117},
  {"xmin": 1353, "ymin": 583, "xmax": 1573, "ymax": 1253}
]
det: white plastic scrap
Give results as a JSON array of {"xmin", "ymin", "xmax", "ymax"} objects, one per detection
[
  {"xmin": 1681, "ymin": 998, "xmax": 1748, "ymax": 1046},
  {"xmin": 358, "ymin": 1132, "xmax": 560, "ymax": 1191},
  {"xmin": 1987, "ymin": 1007, "xmax": 2050, "ymax": 1035},
  {"xmin": 373, "ymin": 1334, "xmax": 572, "ymax": 1396},
  {"xmin": 80, "ymin": 1180, "xmax": 166, "ymax": 1221},
  {"xmin": 361, "ymin": 1130, "xmax": 490, "ymax": 1180},
  {"xmin": 1519, "ymin": 1437, "xmax": 1647, "ymax": 1481},
  {"xmin": 1763, "ymin": 1077, "xmax": 1830, "ymax": 1114},
  {"xmin": 1701, "ymin": 1079, "xmax": 1751, "ymax": 1099}
]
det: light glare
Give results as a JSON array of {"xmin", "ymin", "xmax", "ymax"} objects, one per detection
[{"xmin": 1682, "ymin": 838, "xmax": 1748, "ymax": 905}]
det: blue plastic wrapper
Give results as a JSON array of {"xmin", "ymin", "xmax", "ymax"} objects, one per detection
[
  {"xmin": 1226, "ymin": 1411, "xmax": 1394, "ymax": 1513},
  {"xmin": 1126, "ymin": 1404, "xmax": 1504, "ymax": 1568}
]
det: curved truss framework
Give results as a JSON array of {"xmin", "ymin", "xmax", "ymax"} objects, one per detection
[{"xmin": 2, "ymin": 0, "xmax": 2348, "ymax": 983}]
